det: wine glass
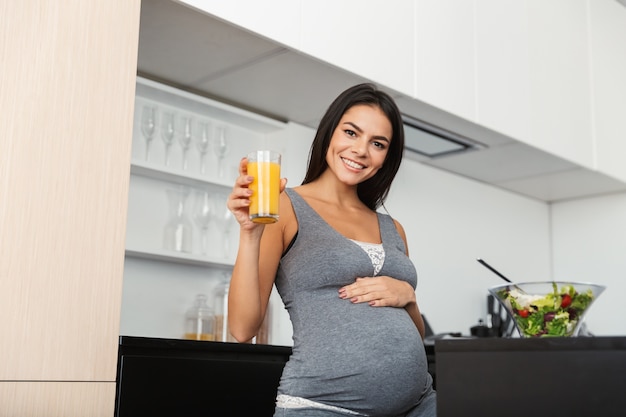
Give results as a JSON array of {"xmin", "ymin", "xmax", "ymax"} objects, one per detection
[
  {"xmin": 213, "ymin": 125, "xmax": 229, "ymax": 178},
  {"xmin": 161, "ymin": 110, "xmax": 176, "ymax": 167},
  {"xmin": 179, "ymin": 115, "xmax": 194, "ymax": 171},
  {"xmin": 196, "ymin": 121, "xmax": 211, "ymax": 175},
  {"xmin": 163, "ymin": 186, "xmax": 193, "ymax": 253},
  {"xmin": 140, "ymin": 104, "xmax": 157, "ymax": 161},
  {"xmin": 214, "ymin": 193, "xmax": 237, "ymax": 258},
  {"xmin": 192, "ymin": 189, "xmax": 215, "ymax": 256}
]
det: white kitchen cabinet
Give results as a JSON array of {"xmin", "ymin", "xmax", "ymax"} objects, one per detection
[
  {"xmin": 588, "ymin": 0, "xmax": 626, "ymax": 182},
  {"xmin": 299, "ymin": 0, "xmax": 415, "ymax": 95},
  {"xmin": 474, "ymin": 0, "xmax": 531, "ymax": 142},
  {"xmin": 527, "ymin": 0, "xmax": 594, "ymax": 169},
  {"xmin": 414, "ymin": 0, "xmax": 476, "ymax": 122},
  {"xmin": 178, "ymin": 0, "xmax": 301, "ymax": 50}
]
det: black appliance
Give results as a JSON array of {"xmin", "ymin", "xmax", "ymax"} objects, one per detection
[{"xmin": 114, "ymin": 336, "xmax": 291, "ymax": 417}]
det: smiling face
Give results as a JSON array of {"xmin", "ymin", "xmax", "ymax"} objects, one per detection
[{"xmin": 325, "ymin": 104, "xmax": 393, "ymax": 186}]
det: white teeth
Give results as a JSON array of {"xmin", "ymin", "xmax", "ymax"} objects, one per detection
[{"xmin": 342, "ymin": 158, "xmax": 364, "ymax": 169}]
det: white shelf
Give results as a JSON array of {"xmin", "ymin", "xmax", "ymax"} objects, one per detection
[
  {"xmin": 130, "ymin": 159, "xmax": 233, "ymax": 189},
  {"xmin": 125, "ymin": 246, "xmax": 234, "ymax": 268},
  {"xmin": 136, "ymin": 76, "xmax": 286, "ymax": 134}
]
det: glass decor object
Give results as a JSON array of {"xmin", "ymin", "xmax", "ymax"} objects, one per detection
[
  {"xmin": 213, "ymin": 193, "xmax": 237, "ymax": 258},
  {"xmin": 488, "ymin": 281, "xmax": 605, "ymax": 338},
  {"xmin": 163, "ymin": 186, "xmax": 193, "ymax": 253},
  {"xmin": 183, "ymin": 294, "xmax": 214, "ymax": 341},
  {"xmin": 161, "ymin": 110, "xmax": 176, "ymax": 166},
  {"xmin": 192, "ymin": 189, "xmax": 215, "ymax": 256},
  {"xmin": 179, "ymin": 115, "xmax": 194, "ymax": 170},
  {"xmin": 196, "ymin": 121, "xmax": 211, "ymax": 175},
  {"xmin": 213, "ymin": 125, "xmax": 229, "ymax": 178},
  {"xmin": 140, "ymin": 104, "xmax": 157, "ymax": 161},
  {"xmin": 212, "ymin": 272, "xmax": 237, "ymax": 343}
]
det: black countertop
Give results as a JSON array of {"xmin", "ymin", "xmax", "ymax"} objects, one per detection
[
  {"xmin": 115, "ymin": 336, "xmax": 292, "ymax": 417},
  {"xmin": 435, "ymin": 336, "xmax": 626, "ymax": 417}
]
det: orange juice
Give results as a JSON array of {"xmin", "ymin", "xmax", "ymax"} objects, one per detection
[
  {"xmin": 247, "ymin": 151, "xmax": 281, "ymax": 223},
  {"xmin": 183, "ymin": 332, "xmax": 215, "ymax": 341}
]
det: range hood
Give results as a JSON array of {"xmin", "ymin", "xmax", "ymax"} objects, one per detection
[{"xmin": 403, "ymin": 115, "xmax": 486, "ymax": 159}]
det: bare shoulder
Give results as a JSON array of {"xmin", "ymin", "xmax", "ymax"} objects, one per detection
[
  {"xmin": 277, "ymin": 189, "xmax": 298, "ymax": 249},
  {"xmin": 391, "ymin": 217, "xmax": 410, "ymax": 254},
  {"xmin": 392, "ymin": 217, "xmax": 407, "ymax": 237}
]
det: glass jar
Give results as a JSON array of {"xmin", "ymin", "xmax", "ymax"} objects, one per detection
[{"xmin": 183, "ymin": 294, "xmax": 214, "ymax": 341}]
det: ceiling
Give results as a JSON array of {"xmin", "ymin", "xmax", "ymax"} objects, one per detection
[{"xmin": 137, "ymin": 0, "xmax": 626, "ymax": 203}]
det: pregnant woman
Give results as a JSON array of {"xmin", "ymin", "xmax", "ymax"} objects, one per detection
[{"xmin": 227, "ymin": 83, "xmax": 436, "ymax": 417}]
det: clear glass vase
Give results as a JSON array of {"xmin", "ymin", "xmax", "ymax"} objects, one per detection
[{"xmin": 163, "ymin": 186, "xmax": 193, "ymax": 253}]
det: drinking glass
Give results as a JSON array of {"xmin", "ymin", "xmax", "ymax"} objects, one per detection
[
  {"xmin": 179, "ymin": 116, "xmax": 194, "ymax": 171},
  {"xmin": 161, "ymin": 111, "xmax": 176, "ymax": 166},
  {"xmin": 196, "ymin": 121, "xmax": 211, "ymax": 175},
  {"xmin": 140, "ymin": 104, "xmax": 157, "ymax": 161},
  {"xmin": 213, "ymin": 125, "xmax": 229, "ymax": 178},
  {"xmin": 192, "ymin": 189, "xmax": 215, "ymax": 256},
  {"xmin": 247, "ymin": 150, "xmax": 281, "ymax": 224},
  {"xmin": 214, "ymin": 193, "xmax": 236, "ymax": 258},
  {"xmin": 163, "ymin": 186, "xmax": 193, "ymax": 253}
]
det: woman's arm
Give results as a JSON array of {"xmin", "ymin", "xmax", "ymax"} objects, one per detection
[
  {"xmin": 391, "ymin": 219, "xmax": 427, "ymax": 338},
  {"xmin": 226, "ymin": 158, "xmax": 286, "ymax": 342}
]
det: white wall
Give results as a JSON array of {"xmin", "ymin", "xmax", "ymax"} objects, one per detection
[
  {"xmin": 387, "ymin": 158, "xmax": 551, "ymax": 335},
  {"xmin": 551, "ymin": 192, "xmax": 626, "ymax": 336}
]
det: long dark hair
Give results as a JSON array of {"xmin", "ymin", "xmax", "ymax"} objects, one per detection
[{"xmin": 302, "ymin": 83, "xmax": 404, "ymax": 210}]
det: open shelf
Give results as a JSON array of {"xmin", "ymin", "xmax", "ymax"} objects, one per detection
[
  {"xmin": 130, "ymin": 159, "xmax": 232, "ymax": 189},
  {"xmin": 125, "ymin": 246, "xmax": 234, "ymax": 268}
]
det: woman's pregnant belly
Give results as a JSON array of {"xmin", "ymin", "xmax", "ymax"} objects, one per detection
[{"xmin": 279, "ymin": 296, "xmax": 431, "ymax": 416}]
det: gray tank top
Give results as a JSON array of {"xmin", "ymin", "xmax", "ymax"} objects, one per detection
[{"xmin": 275, "ymin": 188, "xmax": 432, "ymax": 416}]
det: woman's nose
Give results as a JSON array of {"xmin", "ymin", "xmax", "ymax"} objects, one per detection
[{"xmin": 351, "ymin": 138, "xmax": 367, "ymax": 155}]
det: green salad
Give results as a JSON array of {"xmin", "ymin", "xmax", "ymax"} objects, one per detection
[{"xmin": 497, "ymin": 282, "xmax": 595, "ymax": 337}]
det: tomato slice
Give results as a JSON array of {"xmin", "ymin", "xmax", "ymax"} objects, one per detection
[{"xmin": 561, "ymin": 294, "xmax": 572, "ymax": 308}]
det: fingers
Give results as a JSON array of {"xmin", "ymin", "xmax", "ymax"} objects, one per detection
[
  {"xmin": 339, "ymin": 276, "xmax": 413, "ymax": 307},
  {"xmin": 338, "ymin": 277, "xmax": 380, "ymax": 304},
  {"xmin": 227, "ymin": 157, "xmax": 255, "ymax": 225}
]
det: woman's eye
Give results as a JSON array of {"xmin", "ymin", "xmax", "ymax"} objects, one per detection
[
  {"xmin": 373, "ymin": 141, "xmax": 386, "ymax": 149},
  {"xmin": 344, "ymin": 129, "xmax": 356, "ymax": 137}
]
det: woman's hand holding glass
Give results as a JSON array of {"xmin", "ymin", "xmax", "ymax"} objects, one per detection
[{"xmin": 227, "ymin": 157, "xmax": 287, "ymax": 231}]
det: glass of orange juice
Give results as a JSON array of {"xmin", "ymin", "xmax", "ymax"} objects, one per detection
[{"xmin": 247, "ymin": 150, "xmax": 281, "ymax": 223}]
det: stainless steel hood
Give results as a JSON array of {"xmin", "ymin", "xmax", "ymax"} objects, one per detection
[{"xmin": 137, "ymin": 0, "xmax": 626, "ymax": 202}]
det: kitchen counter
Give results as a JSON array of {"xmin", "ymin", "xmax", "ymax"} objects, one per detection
[
  {"xmin": 435, "ymin": 336, "xmax": 626, "ymax": 417},
  {"xmin": 114, "ymin": 336, "xmax": 438, "ymax": 416},
  {"xmin": 114, "ymin": 336, "xmax": 291, "ymax": 417}
]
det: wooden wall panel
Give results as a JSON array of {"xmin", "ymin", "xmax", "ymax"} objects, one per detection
[
  {"xmin": 0, "ymin": 382, "xmax": 116, "ymax": 417},
  {"xmin": 0, "ymin": 0, "xmax": 140, "ymax": 383}
]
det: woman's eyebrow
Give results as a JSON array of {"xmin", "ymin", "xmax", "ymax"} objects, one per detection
[{"xmin": 342, "ymin": 121, "xmax": 390, "ymax": 143}]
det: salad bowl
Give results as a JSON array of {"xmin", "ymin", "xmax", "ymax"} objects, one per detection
[{"xmin": 488, "ymin": 281, "xmax": 605, "ymax": 338}]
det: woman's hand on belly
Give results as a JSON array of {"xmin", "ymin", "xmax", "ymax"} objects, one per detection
[{"xmin": 338, "ymin": 276, "xmax": 416, "ymax": 308}]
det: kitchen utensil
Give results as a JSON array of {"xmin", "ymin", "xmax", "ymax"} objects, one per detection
[
  {"xmin": 477, "ymin": 258, "xmax": 512, "ymax": 283},
  {"xmin": 477, "ymin": 258, "xmax": 527, "ymax": 294}
]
